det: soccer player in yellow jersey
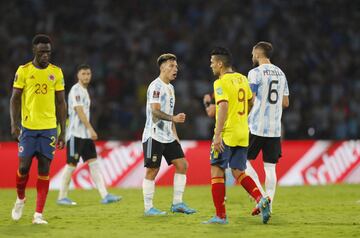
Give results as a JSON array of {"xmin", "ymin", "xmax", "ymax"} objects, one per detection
[
  {"xmin": 203, "ymin": 47, "xmax": 271, "ymax": 224},
  {"xmin": 9, "ymin": 34, "xmax": 67, "ymax": 224}
]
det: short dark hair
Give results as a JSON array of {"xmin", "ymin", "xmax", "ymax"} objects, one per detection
[
  {"xmin": 211, "ymin": 47, "xmax": 233, "ymax": 67},
  {"xmin": 157, "ymin": 53, "xmax": 177, "ymax": 67},
  {"xmin": 254, "ymin": 41, "xmax": 273, "ymax": 58},
  {"xmin": 32, "ymin": 34, "xmax": 51, "ymax": 46},
  {"xmin": 76, "ymin": 64, "xmax": 91, "ymax": 73}
]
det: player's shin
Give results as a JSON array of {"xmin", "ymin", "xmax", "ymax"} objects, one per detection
[
  {"xmin": 58, "ymin": 164, "xmax": 75, "ymax": 199},
  {"xmin": 89, "ymin": 160, "xmax": 108, "ymax": 198},
  {"xmin": 173, "ymin": 173, "xmax": 186, "ymax": 204},
  {"xmin": 264, "ymin": 162, "xmax": 277, "ymax": 211},
  {"xmin": 143, "ymin": 179, "xmax": 155, "ymax": 211},
  {"xmin": 36, "ymin": 175, "xmax": 50, "ymax": 213},
  {"xmin": 238, "ymin": 172, "xmax": 262, "ymax": 203},
  {"xmin": 211, "ymin": 177, "xmax": 226, "ymax": 219},
  {"xmin": 16, "ymin": 170, "xmax": 29, "ymax": 200}
]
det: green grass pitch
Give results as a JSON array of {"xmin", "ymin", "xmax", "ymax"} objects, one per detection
[{"xmin": 0, "ymin": 184, "xmax": 359, "ymax": 238}]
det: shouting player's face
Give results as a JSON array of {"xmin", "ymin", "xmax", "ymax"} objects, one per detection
[
  {"xmin": 210, "ymin": 56, "xmax": 221, "ymax": 77},
  {"xmin": 33, "ymin": 43, "xmax": 51, "ymax": 68},
  {"xmin": 77, "ymin": 69, "xmax": 92, "ymax": 86},
  {"xmin": 162, "ymin": 60, "xmax": 178, "ymax": 81}
]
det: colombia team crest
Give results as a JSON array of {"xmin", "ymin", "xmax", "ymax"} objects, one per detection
[{"xmin": 49, "ymin": 74, "xmax": 55, "ymax": 81}]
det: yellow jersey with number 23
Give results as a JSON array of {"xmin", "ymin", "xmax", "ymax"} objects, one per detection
[{"xmin": 13, "ymin": 62, "xmax": 65, "ymax": 130}]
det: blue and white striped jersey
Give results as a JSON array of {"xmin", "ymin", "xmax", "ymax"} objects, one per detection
[
  {"xmin": 66, "ymin": 83, "xmax": 91, "ymax": 141},
  {"xmin": 248, "ymin": 64, "xmax": 289, "ymax": 137},
  {"xmin": 142, "ymin": 77, "xmax": 176, "ymax": 143}
]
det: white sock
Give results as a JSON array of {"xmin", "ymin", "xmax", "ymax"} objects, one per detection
[
  {"xmin": 16, "ymin": 197, "xmax": 25, "ymax": 203},
  {"xmin": 34, "ymin": 212, "xmax": 42, "ymax": 217},
  {"xmin": 58, "ymin": 164, "xmax": 75, "ymax": 200},
  {"xmin": 245, "ymin": 161, "xmax": 265, "ymax": 196},
  {"xmin": 89, "ymin": 160, "xmax": 108, "ymax": 199},
  {"xmin": 142, "ymin": 179, "xmax": 155, "ymax": 212},
  {"xmin": 264, "ymin": 162, "xmax": 277, "ymax": 212},
  {"xmin": 173, "ymin": 173, "xmax": 186, "ymax": 205}
]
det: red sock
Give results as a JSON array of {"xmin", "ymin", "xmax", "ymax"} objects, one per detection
[
  {"xmin": 238, "ymin": 173, "xmax": 262, "ymax": 203},
  {"xmin": 16, "ymin": 170, "xmax": 29, "ymax": 200},
  {"xmin": 36, "ymin": 175, "xmax": 50, "ymax": 213},
  {"xmin": 211, "ymin": 177, "xmax": 226, "ymax": 219}
]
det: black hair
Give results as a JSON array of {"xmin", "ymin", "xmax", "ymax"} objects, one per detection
[
  {"xmin": 76, "ymin": 64, "xmax": 91, "ymax": 73},
  {"xmin": 210, "ymin": 47, "xmax": 233, "ymax": 67},
  {"xmin": 254, "ymin": 41, "xmax": 273, "ymax": 58},
  {"xmin": 157, "ymin": 53, "xmax": 177, "ymax": 67},
  {"xmin": 32, "ymin": 34, "xmax": 51, "ymax": 46}
]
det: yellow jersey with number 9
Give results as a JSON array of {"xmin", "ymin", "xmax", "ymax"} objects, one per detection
[
  {"xmin": 213, "ymin": 72, "xmax": 252, "ymax": 147},
  {"xmin": 13, "ymin": 62, "xmax": 65, "ymax": 130}
]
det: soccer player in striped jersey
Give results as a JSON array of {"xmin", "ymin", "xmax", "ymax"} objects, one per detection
[
  {"xmin": 245, "ymin": 41, "xmax": 289, "ymax": 214},
  {"xmin": 57, "ymin": 64, "xmax": 121, "ymax": 206},
  {"xmin": 203, "ymin": 47, "xmax": 271, "ymax": 224},
  {"xmin": 142, "ymin": 54, "xmax": 196, "ymax": 216},
  {"xmin": 10, "ymin": 34, "xmax": 67, "ymax": 224}
]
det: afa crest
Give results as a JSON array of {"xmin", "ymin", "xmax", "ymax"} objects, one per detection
[{"xmin": 152, "ymin": 155, "xmax": 157, "ymax": 162}]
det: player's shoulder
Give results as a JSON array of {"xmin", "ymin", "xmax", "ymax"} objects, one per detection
[
  {"xmin": 19, "ymin": 61, "xmax": 32, "ymax": 68},
  {"xmin": 213, "ymin": 78, "xmax": 221, "ymax": 86},
  {"xmin": 248, "ymin": 66, "xmax": 261, "ymax": 76},
  {"xmin": 48, "ymin": 63, "xmax": 62, "ymax": 70},
  {"xmin": 149, "ymin": 77, "xmax": 163, "ymax": 89},
  {"xmin": 70, "ymin": 82, "xmax": 80, "ymax": 90},
  {"xmin": 272, "ymin": 64, "xmax": 286, "ymax": 76},
  {"xmin": 17, "ymin": 62, "xmax": 32, "ymax": 71},
  {"xmin": 234, "ymin": 72, "xmax": 247, "ymax": 80},
  {"xmin": 48, "ymin": 63, "xmax": 63, "ymax": 73},
  {"xmin": 68, "ymin": 83, "xmax": 81, "ymax": 94}
]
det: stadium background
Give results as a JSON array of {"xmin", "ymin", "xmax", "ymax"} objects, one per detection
[
  {"xmin": 0, "ymin": 0, "xmax": 358, "ymax": 141},
  {"xmin": 0, "ymin": 1, "xmax": 359, "ymax": 237},
  {"xmin": 0, "ymin": 0, "xmax": 358, "ymax": 185}
]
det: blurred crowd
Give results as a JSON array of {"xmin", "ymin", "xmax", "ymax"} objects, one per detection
[{"xmin": 0, "ymin": 0, "xmax": 358, "ymax": 140}]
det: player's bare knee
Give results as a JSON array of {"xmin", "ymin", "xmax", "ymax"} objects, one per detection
[
  {"xmin": 231, "ymin": 168, "xmax": 245, "ymax": 179},
  {"xmin": 145, "ymin": 168, "xmax": 159, "ymax": 180},
  {"xmin": 174, "ymin": 158, "xmax": 188, "ymax": 174}
]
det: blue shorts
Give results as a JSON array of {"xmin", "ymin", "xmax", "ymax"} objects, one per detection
[
  {"xmin": 18, "ymin": 127, "xmax": 58, "ymax": 160},
  {"xmin": 210, "ymin": 143, "xmax": 248, "ymax": 171}
]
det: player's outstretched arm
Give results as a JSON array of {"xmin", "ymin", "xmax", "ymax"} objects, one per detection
[
  {"xmin": 9, "ymin": 88, "xmax": 22, "ymax": 141},
  {"xmin": 150, "ymin": 103, "xmax": 186, "ymax": 123},
  {"xmin": 55, "ymin": 90, "xmax": 67, "ymax": 149}
]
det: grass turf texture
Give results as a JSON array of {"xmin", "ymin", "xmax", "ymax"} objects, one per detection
[{"xmin": 0, "ymin": 184, "xmax": 359, "ymax": 238}]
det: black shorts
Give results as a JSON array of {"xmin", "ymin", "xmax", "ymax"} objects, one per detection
[
  {"xmin": 67, "ymin": 136, "xmax": 97, "ymax": 165},
  {"xmin": 247, "ymin": 133, "xmax": 282, "ymax": 164},
  {"xmin": 142, "ymin": 138, "xmax": 185, "ymax": 168}
]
